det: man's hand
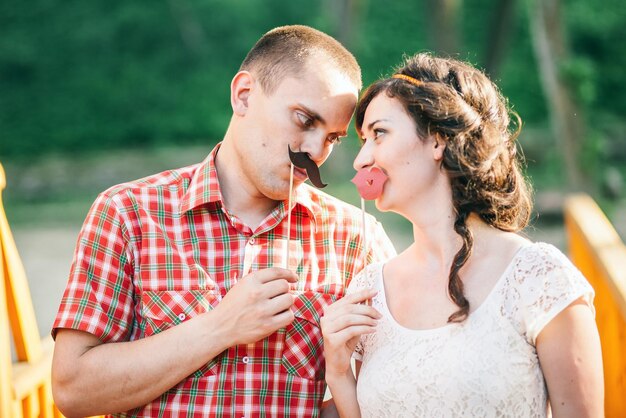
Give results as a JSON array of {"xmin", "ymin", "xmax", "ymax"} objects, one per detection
[
  {"xmin": 52, "ymin": 267, "xmax": 298, "ymax": 417},
  {"xmin": 213, "ymin": 267, "xmax": 298, "ymax": 346}
]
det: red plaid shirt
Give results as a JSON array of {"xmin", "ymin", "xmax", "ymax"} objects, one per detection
[{"xmin": 53, "ymin": 143, "xmax": 395, "ymax": 417}]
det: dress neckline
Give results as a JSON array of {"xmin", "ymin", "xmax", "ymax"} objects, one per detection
[{"xmin": 377, "ymin": 242, "xmax": 535, "ymax": 333}]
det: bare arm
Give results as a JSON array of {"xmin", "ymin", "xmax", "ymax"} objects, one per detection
[
  {"xmin": 321, "ymin": 361, "xmax": 364, "ymax": 418},
  {"xmin": 52, "ymin": 267, "xmax": 297, "ymax": 417},
  {"xmin": 321, "ymin": 289, "xmax": 379, "ymax": 418},
  {"xmin": 53, "ymin": 314, "xmax": 227, "ymax": 417},
  {"xmin": 536, "ymin": 298, "xmax": 604, "ymax": 418}
]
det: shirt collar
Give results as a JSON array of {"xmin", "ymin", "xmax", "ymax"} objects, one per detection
[
  {"xmin": 291, "ymin": 183, "xmax": 321, "ymax": 228},
  {"xmin": 180, "ymin": 143, "xmax": 322, "ymax": 228},
  {"xmin": 179, "ymin": 144, "xmax": 223, "ymax": 214}
]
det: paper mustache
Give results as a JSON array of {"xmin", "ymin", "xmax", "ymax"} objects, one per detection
[
  {"xmin": 288, "ymin": 145, "xmax": 327, "ymax": 188},
  {"xmin": 351, "ymin": 167, "xmax": 388, "ymax": 200}
]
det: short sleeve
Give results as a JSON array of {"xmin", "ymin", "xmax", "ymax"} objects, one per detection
[
  {"xmin": 516, "ymin": 243, "xmax": 595, "ymax": 345},
  {"xmin": 52, "ymin": 190, "xmax": 135, "ymax": 342}
]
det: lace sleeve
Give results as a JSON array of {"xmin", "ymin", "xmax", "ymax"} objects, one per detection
[{"xmin": 516, "ymin": 243, "xmax": 595, "ymax": 345}]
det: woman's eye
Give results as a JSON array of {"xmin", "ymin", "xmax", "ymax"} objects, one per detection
[
  {"xmin": 297, "ymin": 112, "xmax": 314, "ymax": 128},
  {"xmin": 373, "ymin": 128, "xmax": 386, "ymax": 140}
]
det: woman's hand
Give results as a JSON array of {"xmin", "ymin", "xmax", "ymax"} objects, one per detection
[{"xmin": 321, "ymin": 288, "xmax": 380, "ymax": 378}]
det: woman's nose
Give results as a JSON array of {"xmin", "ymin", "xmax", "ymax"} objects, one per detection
[{"xmin": 353, "ymin": 141, "xmax": 374, "ymax": 171}]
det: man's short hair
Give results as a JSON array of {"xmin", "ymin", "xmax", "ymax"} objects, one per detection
[{"xmin": 239, "ymin": 25, "xmax": 362, "ymax": 94}]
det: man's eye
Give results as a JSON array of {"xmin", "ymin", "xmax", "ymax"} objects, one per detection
[
  {"xmin": 327, "ymin": 134, "xmax": 341, "ymax": 145},
  {"xmin": 297, "ymin": 112, "xmax": 314, "ymax": 128}
]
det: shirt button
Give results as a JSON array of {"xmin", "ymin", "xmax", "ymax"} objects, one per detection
[
  {"xmin": 248, "ymin": 237, "xmax": 255, "ymax": 244},
  {"xmin": 242, "ymin": 356, "xmax": 250, "ymax": 364},
  {"xmin": 178, "ymin": 313, "xmax": 186, "ymax": 321}
]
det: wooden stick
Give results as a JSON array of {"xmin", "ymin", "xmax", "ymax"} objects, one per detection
[
  {"xmin": 285, "ymin": 163, "xmax": 294, "ymax": 269},
  {"xmin": 361, "ymin": 197, "xmax": 367, "ymax": 274}
]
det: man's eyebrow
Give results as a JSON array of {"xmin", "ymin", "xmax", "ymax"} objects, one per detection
[
  {"xmin": 297, "ymin": 104, "xmax": 326, "ymax": 125},
  {"xmin": 298, "ymin": 103, "xmax": 347, "ymax": 136}
]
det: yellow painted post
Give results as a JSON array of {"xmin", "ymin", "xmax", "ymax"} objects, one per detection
[
  {"xmin": 0, "ymin": 163, "xmax": 43, "ymax": 364},
  {"xmin": 564, "ymin": 194, "xmax": 626, "ymax": 418},
  {"xmin": 0, "ymin": 232, "xmax": 13, "ymax": 418},
  {"xmin": 21, "ymin": 392, "xmax": 39, "ymax": 418},
  {"xmin": 12, "ymin": 399, "xmax": 21, "ymax": 418},
  {"xmin": 39, "ymin": 382, "xmax": 53, "ymax": 418},
  {"xmin": 1, "ymin": 162, "xmax": 68, "ymax": 417}
]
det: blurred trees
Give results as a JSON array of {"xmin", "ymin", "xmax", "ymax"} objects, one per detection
[
  {"xmin": 1, "ymin": 0, "xmax": 624, "ymax": 194},
  {"xmin": 483, "ymin": 0, "xmax": 517, "ymax": 78},
  {"xmin": 424, "ymin": 0, "xmax": 461, "ymax": 55},
  {"xmin": 529, "ymin": 0, "xmax": 586, "ymax": 191}
]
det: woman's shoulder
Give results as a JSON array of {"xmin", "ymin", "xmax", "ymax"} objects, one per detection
[
  {"xmin": 347, "ymin": 262, "xmax": 385, "ymax": 293},
  {"xmin": 503, "ymin": 241, "xmax": 595, "ymax": 344},
  {"xmin": 512, "ymin": 241, "xmax": 581, "ymax": 277},
  {"xmin": 501, "ymin": 240, "xmax": 592, "ymax": 295}
]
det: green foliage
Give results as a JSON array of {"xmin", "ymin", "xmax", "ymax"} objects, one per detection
[
  {"xmin": 0, "ymin": 0, "xmax": 323, "ymax": 157},
  {"xmin": 1, "ymin": 0, "xmax": 624, "ymax": 163},
  {"xmin": 568, "ymin": 0, "xmax": 626, "ymax": 115}
]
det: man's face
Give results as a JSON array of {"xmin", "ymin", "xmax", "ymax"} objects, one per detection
[{"xmin": 235, "ymin": 62, "xmax": 359, "ymax": 201}]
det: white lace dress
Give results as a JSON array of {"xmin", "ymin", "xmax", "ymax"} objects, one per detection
[{"xmin": 350, "ymin": 242, "xmax": 594, "ymax": 418}]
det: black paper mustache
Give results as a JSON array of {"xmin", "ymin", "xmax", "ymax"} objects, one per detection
[{"xmin": 288, "ymin": 145, "xmax": 327, "ymax": 188}]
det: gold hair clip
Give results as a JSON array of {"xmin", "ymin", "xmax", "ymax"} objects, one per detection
[{"xmin": 392, "ymin": 73, "xmax": 423, "ymax": 87}]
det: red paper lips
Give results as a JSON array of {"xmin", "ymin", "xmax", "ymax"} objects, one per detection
[{"xmin": 351, "ymin": 167, "xmax": 388, "ymax": 200}]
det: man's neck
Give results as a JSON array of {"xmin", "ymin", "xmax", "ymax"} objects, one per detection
[{"xmin": 214, "ymin": 141, "xmax": 280, "ymax": 231}]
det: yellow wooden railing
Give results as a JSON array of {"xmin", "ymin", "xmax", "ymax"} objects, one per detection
[
  {"xmin": 564, "ymin": 194, "xmax": 626, "ymax": 417},
  {"xmin": 0, "ymin": 162, "xmax": 62, "ymax": 417}
]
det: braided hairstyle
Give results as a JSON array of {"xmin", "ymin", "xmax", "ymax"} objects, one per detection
[{"xmin": 355, "ymin": 53, "xmax": 533, "ymax": 323}]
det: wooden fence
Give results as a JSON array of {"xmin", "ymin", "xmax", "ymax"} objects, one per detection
[
  {"xmin": 564, "ymin": 194, "xmax": 626, "ymax": 417},
  {"xmin": 0, "ymin": 162, "xmax": 62, "ymax": 416}
]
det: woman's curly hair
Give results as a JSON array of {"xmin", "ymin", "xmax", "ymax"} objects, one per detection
[{"xmin": 355, "ymin": 53, "xmax": 533, "ymax": 323}]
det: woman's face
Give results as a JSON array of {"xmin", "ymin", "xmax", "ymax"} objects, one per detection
[{"xmin": 354, "ymin": 93, "xmax": 444, "ymax": 214}]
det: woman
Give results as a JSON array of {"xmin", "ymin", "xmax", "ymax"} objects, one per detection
[{"xmin": 321, "ymin": 53, "xmax": 604, "ymax": 417}]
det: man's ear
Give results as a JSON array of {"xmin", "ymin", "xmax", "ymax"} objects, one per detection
[
  {"xmin": 231, "ymin": 71, "xmax": 254, "ymax": 116},
  {"xmin": 432, "ymin": 135, "xmax": 446, "ymax": 161}
]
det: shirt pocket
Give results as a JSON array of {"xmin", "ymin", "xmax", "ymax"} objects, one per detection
[
  {"xmin": 141, "ymin": 289, "xmax": 221, "ymax": 378},
  {"xmin": 281, "ymin": 290, "xmax": 338, "ymax": 381}
]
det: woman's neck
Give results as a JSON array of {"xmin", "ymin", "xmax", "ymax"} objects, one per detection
[{"xmin": 407, "ymin": 212, "xmax": 490, "ymax": 271}]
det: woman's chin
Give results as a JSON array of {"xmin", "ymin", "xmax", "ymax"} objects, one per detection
[{"xmin": 374, "ymin": 196, "xmax": 391, "ymax": 212}]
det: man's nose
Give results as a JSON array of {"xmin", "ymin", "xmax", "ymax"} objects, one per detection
[{"xmin": 300, "ymin": 135, "xmax": 327, "ymax": 163}]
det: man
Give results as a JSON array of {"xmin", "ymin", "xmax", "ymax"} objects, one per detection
[{"xmin": 51, "ymin": 25, "xmax": 395, "ymax": 417}]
